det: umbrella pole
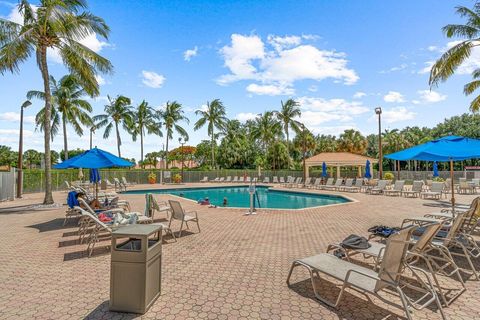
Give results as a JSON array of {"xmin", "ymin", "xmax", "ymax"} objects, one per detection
[{"xmin": 450, "ymin": 160, "xmax": 455, "ymax": 209}]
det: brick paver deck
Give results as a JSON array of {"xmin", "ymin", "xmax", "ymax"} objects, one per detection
[{"xmin": 0, "ymin": 184, "xmax": 479, "ymax": 319}]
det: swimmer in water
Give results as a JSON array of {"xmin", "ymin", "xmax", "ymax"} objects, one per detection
[{"xmin": 223, "ymin": 197, "xmax": 228, "ymax": 206}]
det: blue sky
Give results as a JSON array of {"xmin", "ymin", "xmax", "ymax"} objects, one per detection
[{"xmin": 0, "ymin": 0, "xmax": 476, "ymax": 160}]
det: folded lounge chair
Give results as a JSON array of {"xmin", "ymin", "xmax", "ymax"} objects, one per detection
[
  {"xmin": 402, "ymin": 181, "xmax": 424, "ymax": 198},
  {"xmin": 384, "ymin": 180, "xmax": 405, "ymax": 197},
  {"xmin": 421, "ymin": 182, "xmax": 444, "ymax": 200},
  {"xmin": 287, "ymin": 225, "xmax": 445, "ymax": 320}
]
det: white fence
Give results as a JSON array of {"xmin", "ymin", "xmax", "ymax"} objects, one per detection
[{"xmin": 0, "ymin": 169, "xmax": 16, "ymax": 202}]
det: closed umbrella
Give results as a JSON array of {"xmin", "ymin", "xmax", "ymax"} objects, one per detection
[
  {"xmin": 89, "ymin": 168, "xmax": 101, "ymax": 198},
  {"xmin": 78, "ymin": 168, "xmax": 84, "ymax": 181},
  {"xmin": 433, "ymin": 161, "xmax": 439, "ymax": 178},
  {"xmin": 386, "ymin": 135, "xmax": 480, "ymax": 207},
  {"xmin": 364, "ymin": 160, "xmax": 372, "ymax": 179},
  {"xmin": 321, "ymin": 162, "xmax": 327, "ymax": 177}
]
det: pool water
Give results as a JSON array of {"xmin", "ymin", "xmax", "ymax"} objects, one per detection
[{"xmin": 124, "ymin": 186, "xmax": 350, "ymax": 209}]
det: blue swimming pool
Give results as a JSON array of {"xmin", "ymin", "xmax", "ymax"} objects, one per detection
[{"xmin": 124, "ymin": 186, "xmax": 350, "ymax": 209}]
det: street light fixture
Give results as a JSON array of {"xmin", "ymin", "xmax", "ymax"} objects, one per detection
[
  {"xmin": 375, "ymin": 107, "xmax": 383, "ymax": 179},
  {"xmin": 17, "ymin": 100, "xmax": 32, "ymax": 198},
  {"xmin": 178, "ymin": 136, "xmax": 188, "ymax": 182}
]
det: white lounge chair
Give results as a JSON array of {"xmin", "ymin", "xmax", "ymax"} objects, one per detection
[
  {"xmin": 122, "ymin": 176, "xmax": 135, "ymax": 186},
  {"xmin": 343, "ymin": 178, "xmax": 363, "ymax": 193},
  {"xmin": 168, "ymin": 200, "xmax": 200, "ymax": 237},
  {"xmin": 200, "ymin": 176, "xmax": 208, "ymax": 183},
  {"xmin": 263, "ymin": 177, "xmax": 270, "ymax": 183},
  {"xmin": 279, "ymin": 177, "xmax": 286, "ymax": 185},
  {"xmin": 402, "ymin": 181, "xmax": 423, "ymax": 198},
  {"xmin": 233, "ymin": 176, "xmax": 239, "ymax": 182},
  {"xmin": 384, "ymin": 180, "xmax": 405, "ymax": 197},
  {"xmin": 421, "ymin": 182, "xmax": 444, "ymax": 200},
  {"xmin": 308, "ymin": 178, "xmax": 321, "ymax": 189},
  {"xmin": 318, "ymin": 178, "xmax": 334, "ymax": 190},
  {"xmin": 370, "ymin": 180, "xmax": 388, "ymax": 195},
  {"xmin": 323, "ymin": 179, "xmax": 342, "ymax": 191},
  {"xmin": 225, "ymin": 176, "xmax": 232, "ymax": 183},
  {"xmin": 302, "ymin": 177, "xmax": 312, "ymax": 188},
  {"xmin": 272, "ymin": 176, "xmax": 279, "ymax": 184},
  {"xmin": 338, "ymin": 178, "xmax": 353, "ymax": 192}
]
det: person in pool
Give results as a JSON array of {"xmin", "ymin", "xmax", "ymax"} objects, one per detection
[
  {"xmin": 198, "ymin": 197, "xmax": 211, "ymax": 205},
  {"xmin": 223, "ymin": 197, "xmax": 228, "ymax": 206}
]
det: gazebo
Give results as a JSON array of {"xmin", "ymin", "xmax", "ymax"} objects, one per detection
[{"xmin": 305, "ymin": 152, "xmax": 378, "ymax": 178}]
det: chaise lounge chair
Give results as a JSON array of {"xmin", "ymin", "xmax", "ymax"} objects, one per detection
[
  {"xmin": 338, "ymin": 178, "xmax": 353, "ymax": 192},
  {"xmin": 421, "ymin": 182, "xmax": 444, "ymax": 200},
  {"xmin": 384, "ymin": 180, "xmax": 405, "ymax": 197},
  {"xmin": 343, "ymin": 178, "xmax": 363, "ymax": 193},
  {"xmin": 323, "ymin": 179, "xmax": 342, "ymax": 191},
  {"xmin": 318, "ymin": 178, "xmax": 334, "ymax": 190},
  {"xmin": 272, "ymin": 176, "xmax": 279, "ymax": 183},
  {"xmin": 200, "ymin": 176, "xmax": 208, "ymax": 183},
  {"xmin": 402, "ymin": 181, "xmax": 424, "ymax": 198},
  {"xmin": 287, "ymin": 225, "xmax": 445, "ymax": 320},
  {"xmin": 369, "ymin": 180, "xmax": 388, "ymax": 195}
]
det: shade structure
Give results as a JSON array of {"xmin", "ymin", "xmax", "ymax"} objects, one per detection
[
  {"xmin": 433, "ymin": 161, "xmax": 439, "ymax": 177},
  {"xmin": 321, "ymin": 162, "xmax": 327, "ymax": 177},
  {"xmin": 54, "ymin": 147, "xmax": 133, "ymax": 169},
  {"xmin": 386, "ymin": 135, "xmax": 480, "ymax": 207},
  {"xmin": 364, "ymin": 160, "xmax": 372, "ymax": 179}
]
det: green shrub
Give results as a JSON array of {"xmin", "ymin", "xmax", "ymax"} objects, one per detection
[
  {"xmin": 433, "ymin": 177, "xmax": 445, "ymax": 182},
  {"xmin": 384, "ymin": 172, "xmax": 395, "ymax": 180}
]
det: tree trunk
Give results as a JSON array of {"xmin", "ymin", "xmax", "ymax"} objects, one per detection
[
  {"xmin": 62, "ymin": 114, "xmax": 68, "ymax": 160},
  {"xmin": 39, "ymin": 47, "xmax": 53, "ymax": 204},
  {"xmin": 286, "ymin": 124, "xmax": 289, "ymax": 154},
  {"xmin": 115, "ymin": 122, "xmax": 121, "ymax": 157},
  {"xmin": 140, "ymin": 128, "xmax": 144, "ymax": 169},
  {"xmin": 211, "ymin": 133, "xmax": 215, "ymax": 169},
  {"xmin": 165, "ymin": 136, "xmax": 169, "ymax": 169}
]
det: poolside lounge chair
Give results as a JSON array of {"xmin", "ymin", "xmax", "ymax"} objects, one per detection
[
  {"xmin": 144, "ymin": 194, "xmax": 175, "ymax": 241},
  {"xmin": 104, "ymin": 179, "xmax": 116, "ymax": 190},
  {"xmin": 273, "ymin": 176, "xmax": 279, "ymax": 184},
  {"xmin": 113, "ymin": 177, "xmax": 126, "ymax": 191},
  {"xmin": 263, "ymin": 177, "xmax": 270, "ymax": 183},
  {"xmin": 288, "ymin": 177, "xmax": 301, "ymax": 188},
  {"xmin": 318, "ymin": 178, "xmax": 334, "ymax": 190},
  {"xmin": 200, "ymin": 176, "xmax": 208, "ymax": 183},
  {"xmin": 302, "ymin": 177, "xmax": 312, "ymax": 188},
  {"xmin": 279, "ymin": 177, "xmax": 286, "ymax": 185},
  {"xmin": 225, "ymin": 176, "xmax": 232, "ymax": 183},
  {"xmin": 458, "ymin": 178, "xmax": 474, "ymax": 194},
  {"xmin": 343, "ymin": 178, "xmax": 363, "ymax": 193},
  {"xmin": 402, "ymin": 181, "xmax": 424, "ymax": 198},
  {"xmin": 421, "ymin": 182, "xmax": 444, "ymax": 200},
  {"xmin": 307, "ymin": 178, "xmax": 321, "ymax": 189},
  {"xmin": 338, "ymin": 178, "xmax": 353, "ymax": 192},
  {"xmin": 384, "ymin": 180, "xmax": 405, "ymax": 197},
  {"xmin": 168, "ymin": 200, "xmax": 200, "ymax": 237},
  {"xmin": 369, "ymin": 180, "xmax": 388, "ymax": 195},
  {"xmin": 323, "ymin": 179, "xmax": 342, "ymax": 191},
  {"xmin": 212, "ymin": 177, "xmax": 220, "ymax": 182},
  {"xmin": 287, "ymin": 225, "xmax": 445, "ymax": 320},
  {"xmin": 122, "ymin": 176, "xmax": 136, "ymax": 186},
  {"xmin": 246, "ymin": 176, "xmax": 251, "ymax": 183},
  {"xmin": 219, "ymin": 177, "xmax": 225, "ymax": 183}
]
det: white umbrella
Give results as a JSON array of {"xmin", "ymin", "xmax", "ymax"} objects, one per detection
[{"xmin": 78, "ymin": 168, "xmax": 84, "ymax": 181}]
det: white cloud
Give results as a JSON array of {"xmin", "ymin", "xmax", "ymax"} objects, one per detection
[
  {"xmin": 141, "ymin": 70, "xmax": 166, "ymax": 88},
  {"xmin": 417, "ymin": 90, "xmax": 447, "ymax": 103},
  {"xmin": 246, "ymin": 83, "xmax": 294, "ymax": 96},
  {"xmin": 183, "ymin": 46, "xmax": 198, "ymax": 61},
  {"xmin": 353, "ymin": 91, "xmax": 366, "ymax": 99},
  {"xmin": 381, "ymin": 107, "xmax": 416, "ymax": 124},
  {"xmin": 235, "ymin": 112, "xmax": 260, "ymax": 122},
  {"xmin": 309, "ymin": 125, "xmax": 357, "ymax": 136},
  {"xmin": 427, "ymin": 45, "xmax": 438, "ymax": 52},
  {"xmin": 217, "ymin": 34, "xmax": 358, "ymax": 95},
  {"xmin": 383, "ymin": 91, "xmax": 405, "ymax": 103},
  {"xmin": 380, "ymin": 63, "xmax": 408, "ymax": 74},
  {"xmin": 0, "ymin": 112, "xmax": 35, "ymax": 124},
  {"xmin": 424, "ymin": 40, "xmax": 480, "ymax": 75},
  {"xmin": 418, "ymin": 61, "xmax": 434, "ymax": 74},
  {"xmin": 95, "ymin": 75, "xmax": 106, "ymax": 86},
  {"xmin": 0, "ymin": 129, "xmax": 34, "ymax": 144}
]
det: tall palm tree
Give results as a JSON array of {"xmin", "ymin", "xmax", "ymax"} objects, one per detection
[
  {"xmin": 28, "ymin": 75, "xmax": 93, "ymax": 160},
  {"xmin": 429, "ymin": 2, "xmax": 480, "ymax": 111},
  {"xmin": 0, "ymin": 0, "xmax": 113, "ymax": 204},
  {"xmin": 337, "ymin": 129, "xmax": 367, "ymax": 155},
  {"xmin": 159, "ymin": 101, "xmax": 189, "ymax": 169},
  {"xmin": 251, "ymin": 111, "xmax": 283, "ymax": 152},
  {"xmin": 130, "ymin": 100, "xmax": 162, "ymax": 167},
  {"xmin": 194, "ymin": 99, "xmax": 228, "ymax": 168},
  {"xmin": 93, "ymin": 96, "xmax": 134, "ymax": 157},
  {"xmin": 275, "ymin": 99, "xmax": 301, "ymax": 153}
]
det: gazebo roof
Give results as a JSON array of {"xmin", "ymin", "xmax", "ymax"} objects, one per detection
[{"xmin": 305, "ymin": 152, "xmax": 378, "ymax": 166}]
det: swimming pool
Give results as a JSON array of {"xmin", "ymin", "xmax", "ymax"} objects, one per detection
[{"xmin": 124, "ymin": 186, "xmax": 351, "ymax": 209}]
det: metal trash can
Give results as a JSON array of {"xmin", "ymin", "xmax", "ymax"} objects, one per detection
[{"xmin": 110, "ymin": 224, "xmax": 162, "ymax": 314}]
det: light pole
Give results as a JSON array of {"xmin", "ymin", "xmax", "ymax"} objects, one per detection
[
  {"xmin": 302, "ymin": 124, "xmax": 307, "ymax": 183},
  {"xmin": 89, "ymin": 125, "xmax": 96, "ymax": 150},
  {"xmin": 17, "ymin": 100, "xmax": 32, "ymax": 198},
  {"xmin": 375, "ymin": 107, "xmax": 383, "ymax": 179},
  {"xmin": 178, "ymin": 137, "xmax": 187, "ymax": 181}
]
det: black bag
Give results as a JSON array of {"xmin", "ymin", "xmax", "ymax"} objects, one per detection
[
  {"xmin": 368, "ymin": 225, "xmax": 400, "ymax": 238},
  {"xmin": 340, "ymin": 234, "xmax": 371, "ymax": 250}
]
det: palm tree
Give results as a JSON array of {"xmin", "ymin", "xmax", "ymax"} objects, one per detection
[
  {"xmin": 429, "ymin": 3, "xmax": 480, "ymax": 111},
  {"xmin": 251, "ymin": 111, "xmax": 283, "ymax": 152},
  {"xmin": 28, "ymin": 75, "xmax": 93, "ymax": 160},
  {"xmin": 194, "ymin": 99, "xmax": 228, "ymax": 169},
  {"xmin": 130, "ymin": 100, "xmax": 162, "ymax": 167},
  {"xmin": 159, "ymin": 101, "xmax": 189, "ymax": 169},
  {"xmin": 0, "ymin": 1, "xmax": 112, "ymax": 204},
  {"xmin": 337, "ymin": 129, "xmax": 367, "ymax": 155},
  {"xmin": 275, "ymin": 99, "xmax": 301, "ymax": 154},
  {"xmin": 93, "ymin": 96, "xmax": 134, "ymax": 157}
]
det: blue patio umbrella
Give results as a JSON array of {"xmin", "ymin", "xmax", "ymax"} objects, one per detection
[
  {"xmin": 321, "ymin": 162, "xmax": 327, "ymax": 177},
  {"xmin": 364, "ymin": 160, "xmax": 372, "ymax": 179},
  {"xmin": 55, "ymin": 147, "xmax": 133, "ymax": 198},
  {"xmin": 386, "ymin": 135, "xmax": 480, "ymax": 206},
  {"xmin": 433, "ymin": 161, "xmax": 439, "ymax": 178}
]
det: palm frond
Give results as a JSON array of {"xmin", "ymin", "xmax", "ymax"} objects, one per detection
[
  {"xmin": 429, "ymin": 41, "xmax": 475, "ymax": 86},
  {"xmin": 464, "ymin": 79, "xmax": 480, "ymax": 95},
  {"xmin": 470, "ymin": 94, "xmax": 480, "ymax": 112}
]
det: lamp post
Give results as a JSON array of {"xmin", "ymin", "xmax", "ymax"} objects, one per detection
[
  {"xmin": 178, "ymin": 137, "xmax": 188, "ymax": 181},
  {"xmin": 17, "ymin": 100, "xmax": 32, "ymax": 198},
  {"xmin": 302, "ymin": 124, "xmax": 307, "ymax": 183},
  {"xmin": 375, "ymin": 107, "xmax": 383, "ymax": 179}
]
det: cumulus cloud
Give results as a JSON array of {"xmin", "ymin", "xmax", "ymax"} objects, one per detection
[
  {"xmin": 309, "ymin": 125, "xmax": 357, "ymax": 136},
  {"xmin": 141, "ymin": 70, "xmax": 166, "ymax": 88},
  {"xmin": 381, "ymin": 107, "xmax": 416, "ymax": 124},
  {"xmin": 383, "ymin": 91, "xmax": 405, "ymax": 103},
  {"xmin": 246, "ymin": 83, "xmax": 294, "ymax": 96},
  {"xmin": 0, "ymin": 112, "xmax": 35, "ymax": 124},
  {"xmin": 417, "ymin": 90, "xmax": 447, "ymax": 103},
  {"xmin": 217, "ymin": 34, "xmax": 358, "ymax": 95},
  {"xmin": 418, "ymin": 61, "xmax": 434, "ymax": 74},
  {"xmin": 235, "ymin": 112, "xmax": 260, "ymax": 122},
  {"xmin": 353, "ymin": 91, "xmax": 366, "ymax": 99},
  {"xmin": 184, "ymin": 46, "xmax": 198, "ymax": 61}
]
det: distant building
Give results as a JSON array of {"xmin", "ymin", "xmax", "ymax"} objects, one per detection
[{"xmin": 136, "ymin": 159, "xmax": 198, "ymax": 169}]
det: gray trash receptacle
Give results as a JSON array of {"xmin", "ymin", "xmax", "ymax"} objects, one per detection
[{"xmin": 110, "ymin": 224, "xmax": 162, "ymax": 314}]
